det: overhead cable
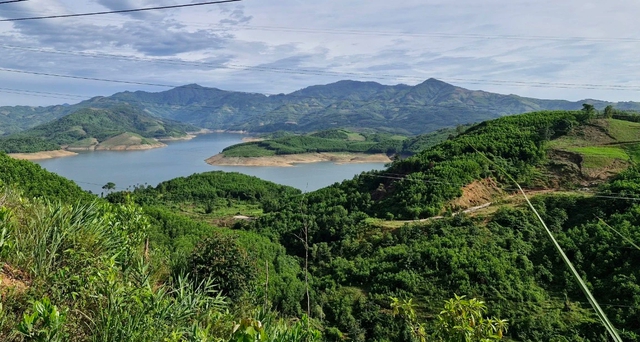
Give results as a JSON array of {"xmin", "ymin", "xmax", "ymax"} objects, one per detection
[
  {"xmin": 0, "ymin": 0, "xmax": 27, "ymax": 5},
  {"xmin": 3, "ymin": 55, "xmax": 640, "ymax": 92},
  {"xmin": 0, "ymin": 0, "xmax": 241, "ymax": 22},
  {"xmin": 0, "ymin": 67, "xmax": 177, "ymax": 87}
]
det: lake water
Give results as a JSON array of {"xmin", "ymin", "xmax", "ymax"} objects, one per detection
[{"xmin": 34, "ymin": 133, "xmax": 386, "ymax": 194}]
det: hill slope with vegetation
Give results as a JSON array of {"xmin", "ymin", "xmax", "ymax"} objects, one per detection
[
  {"xmin": 4, "ymin": 79, "xmax": 640, "ymax": 137},
  {"xmin": 3, "ymin": 109, "xmax": 640, "ymax": 341},
  {"xmin": 232, "ymin": 109, "xmax": 640, "ymax": 340},
  {"xmin": 0, "ymin": 105, "xmax": 198, "ymax": 153}
]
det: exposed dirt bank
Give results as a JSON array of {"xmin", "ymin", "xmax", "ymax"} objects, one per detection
[
  {"xmin": 8, "ymin": 150, "xmax": 78, "ymax": 160},
  {"xmin": 157, "ymin": 129, "xmax": 217, "ymax": 142},
  {"xmin": 241, "ymin": 137, "xmax": 264, "ymax": 143},
  {"xmin": 450, "ymin": 177, "xmax": 504, "ymax": 210},
  {"xmin": 65, "ymin": 142, "xmax": 167, "ymax": 151},
  {"xmin": 156, "ymin": 134, "xmax": 196, "ymax": 142},
  {"xmin": 206, "ymin": 152, "xmax": 391, "ymax": 167},
  {"xmin": 94, "ymin": 142, "xmax": 167, "ymax": 151}
]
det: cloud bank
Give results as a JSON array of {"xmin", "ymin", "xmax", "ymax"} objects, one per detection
[{"xmin": 0, "ymin": 0, "xmax": 639, "ymax": 106}]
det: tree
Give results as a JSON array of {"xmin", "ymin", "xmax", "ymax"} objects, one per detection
[
  {"xmin": 604, "ymin": 105, "xmax": 615, "ymax": 118},
  {"xmin": 392, "ymin": 295, "xmax": 508, "ymax": 342},
  {"xmin": 578, "ymin": 103, "xmax": 596, "ymax": 122},
  {"xmin": 434, "ymin": 295, "xmax": 508, "ymax": 342},
  {"xmin": 102, "ymin": 182, "xmax": 116, "ymax": 191},
  {"xmin": 187, "ymin": 232, "xmax": 255, "ymax": 299}
]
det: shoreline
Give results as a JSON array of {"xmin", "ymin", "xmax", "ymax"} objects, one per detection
[
  {"xmin": 10, "ymin": 141, "xmax": 169, "ymax": 160},
  {"xmin": 156, "ymin": 134, "xmax": 196, "ymax": 142},
  {"xmin": 8, "ymin": 150, "xmax": 78, "ymax": 161},
  {"xmin": 205, "ymin": 152, "xmax": 391, "ymax": 167}
]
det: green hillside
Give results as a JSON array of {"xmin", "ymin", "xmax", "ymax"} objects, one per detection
[
  {"xmin": 0, "ymin": 105, "xmax": 198, "ymax": 153},
  {"xmin": 3, "ymin": 110, "xmax": 640, "ymax": 341},
  {"xmin": 0, "ymin": 104, "xmax": 74, "ymax": 136},
  {"xmin": 0, "ymin": 152, "xmax": 94, "ymax": 201},
  {"xmin": 323, "ymin": 111, "xmax": 638, "ymax": 220},
  {"xmin": 236, "ymin": 110, "xmax": 640, "ymax": 340}
]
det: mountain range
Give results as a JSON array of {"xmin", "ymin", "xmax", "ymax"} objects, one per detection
[{"xmin": 3, "ymin": 78, "xmax": 640, "ymax": 136}]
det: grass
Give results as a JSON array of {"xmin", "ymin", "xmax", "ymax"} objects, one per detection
[
  {"xmin": 567, "ymin": 146, "xmax": 629, "ymax": 168},
  {"xmin": 345, "ymin": 132, "xmax": 366, "ymax": 141},
  {"xmin": 547, "ymin": 119, "xmax": 640, "ymax": 169},
  {"xmin": 547, "ymin": 136, "xmax": 593, "ymax": 149},
  {"xmin": 567, "ymin": 146, "xmax": 629, "ymax": 159},
  {"xmin": 606, "ymin": 119, "xmax": 640, "ymax": 142},
  {"xmin": 389, "ymin": 135, "xmax": 408, "ymax": 141}
]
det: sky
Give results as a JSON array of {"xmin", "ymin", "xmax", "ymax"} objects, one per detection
[{"xmin": 1, "ymin": 0, "xmax": 640, "ymax": 106}]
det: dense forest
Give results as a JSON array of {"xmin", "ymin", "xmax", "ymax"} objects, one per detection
[{"xmin": 2, "ymin": 109, "xmax": 640, "ymax": 341}]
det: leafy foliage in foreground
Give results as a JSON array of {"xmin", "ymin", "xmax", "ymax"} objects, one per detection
[
  {"xmin": 5, "ymin": 109, "xmax": 640, "ymax": 341},
  {"xmin": 0, "ymin": 186, "xmax": 321, "ymax": 341},
  {"xmin": 392, "ymin": 295, "xmax": 508, "ymax": 341}
]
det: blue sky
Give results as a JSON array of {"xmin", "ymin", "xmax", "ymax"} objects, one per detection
[{"xmin": 1, "ymin": 0, "xmax": 640, "ymax": 106}]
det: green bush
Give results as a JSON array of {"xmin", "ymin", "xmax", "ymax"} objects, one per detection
[{"xmin": 188, "ymin": 232, "xmax": 256, "ymax": 300}]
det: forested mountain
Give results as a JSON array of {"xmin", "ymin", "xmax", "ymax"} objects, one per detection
[
  {"xmin": 4, "ymin": 79, "xmax": 640, "ymax": 136},
  {"xmin": 3, "ymin": 109, "xmax": 640, "ymax": 341},
  {"xmin": 0, "ymin": 104, "xmax": 75, "ymax": 136},
  {"xmin": 0, "ymin": 105, "xmax": 198, "ymax": 153}
]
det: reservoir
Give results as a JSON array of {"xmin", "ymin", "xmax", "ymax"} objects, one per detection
[{"xmin": 34, "ymin": 133, "xmax": 386, "ymax": 194}]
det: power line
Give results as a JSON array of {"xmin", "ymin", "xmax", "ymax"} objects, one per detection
[
  {"xmin": 0, "ymin": 0, "xmax": 241, "ymax": 22},
  {"xmin": 0, "ymin": 67, "xmax": 177, "ymax": 87},
  {"xmin": 6, "ymin": 5, "xmax": 637, "ymax": 45},
  {"xmin": 0, "ymin": 0, "xmax": 27, "ymax": 5},
  {"xmin": 5, "ymin": 51, "xmax": 640, "ymax": 93},
  {"xmin": 362, "ymin": 172, "xmax": 640, "ymax": 202},
  {"xmin": 0, "ymin": 89, "xmax": 84, "ymax": 101},
  {"xmin": 1, "ymin": 1, "xmax": 639, "ymax": 44},
  {"xmin": 0, "ymin": 87, "xmax": 87, "ymax": 99},
  {"xmin": 222, "ymin": 24, "xmax": 640, "ymax": 43}
]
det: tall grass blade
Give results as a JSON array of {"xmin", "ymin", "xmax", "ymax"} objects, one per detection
[{"xmin": 475, "ymin": 148, "xmax": 623, "ymax": 342}]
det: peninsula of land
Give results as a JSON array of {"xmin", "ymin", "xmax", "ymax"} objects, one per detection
[{"xmin": 206, "ymin": 152, "xmax": 391, "ymax": 167}]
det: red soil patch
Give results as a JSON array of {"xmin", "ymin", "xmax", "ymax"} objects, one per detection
[{"xmin": 450, "ymin": 178, "xmax": 503, "ymax": 210}]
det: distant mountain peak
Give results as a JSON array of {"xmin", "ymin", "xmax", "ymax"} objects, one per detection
[
  {"xmin": 419, "ymin": 78, "xmax": 455, "ymax": 88},
  {"xmin": 177, "ymin": 83, "xmax": 204, "ymax": 89}
]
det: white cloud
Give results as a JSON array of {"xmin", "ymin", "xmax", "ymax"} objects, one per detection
[{"xmin": 1, "ymin": 0, "xmax": 640, "ymax": 106}]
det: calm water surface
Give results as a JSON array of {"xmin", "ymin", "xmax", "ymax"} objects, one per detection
[{"xmin": 35, "ymin": 133, "xmax": 386, "ymax": 194}]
